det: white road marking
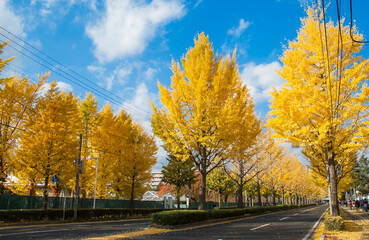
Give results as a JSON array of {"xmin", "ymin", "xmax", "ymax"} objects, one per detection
[
  {"xmin": 250, "ymin": 223, "xmax": 270, "ymax": 231},
  {"xmin": 293, "ymin": 213, "xmax": 299, "ymax": 216},
  {"xmin": 279, "ymin": 217, "xmax": 289, "ymax": 221},
  {"xmin": 301, "ymin": 208, "xmax": 328, "ymax": 240},
  {"xmin": 0, "ymin": 228, "xmax": 69, "ymax": 237}
]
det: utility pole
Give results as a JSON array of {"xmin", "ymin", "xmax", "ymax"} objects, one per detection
[
  {"xmin": 93, "ymin": 156, "xmax": 99, "ymax": 209},
  {"xmin": 74, "ymin": 134, "xmax": 82, "ymax": 220}
]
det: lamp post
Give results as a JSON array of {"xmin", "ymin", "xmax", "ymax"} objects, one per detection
[{"xmin": 93, "ymin": 156, "xmax": 99, "ymax": 209}]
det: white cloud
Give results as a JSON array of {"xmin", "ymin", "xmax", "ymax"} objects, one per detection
[
  {"xmin": 41, "ymin": 81, "xmax": 74, "ymax": 95},
  {"xmin": 86, "ymin": 0, "xmax": 186, "ymax": 63},
  {"xmin": 105, "ymin": 75, "xmax": 114, "ymax": 91},
  {"xmin": 88, "ymin": 63, "xmax": 138, "ymax": 90},
  {"xmin": 144, "ymin": 67, "xmax": 158, "ymax": 80},
  {"xmin": 0, "ymin": 0, "xmax": 26, "ymax": 38},
  {"xmin": 227, "ymin": 19, "xmax": 250, "ymax": 38},
  {"xmin": 126, "ymin": 82, "xmax": 151, "ymax": 121},
  {"xmin": 31, "ymin": 0, "xmax": 76, "ymax": 18},
  {"xmin": 194, "ymin": 0, "xmax": 203, "ymax": 8},
  {"xmin": 56, "ymin": 81, "xmax": 74, "ymax": 92},
  {"xmin": 123, "ymin": 82, "xmax": 167, "ymax": 169},
  {"xmin": 87, "ymin": 65, "xmax": 105, "ymax": 77},
  {"xmin": 115, "ymin": 66, "xmax": 132, "ymax": 84},
  {"xmin": 240, "ymin": 61, "xmax": 285, "ymax": 103}
]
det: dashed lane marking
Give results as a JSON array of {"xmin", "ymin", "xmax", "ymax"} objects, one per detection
[
  {"xmin": 0, "ymin": 228, "xmax": 69, "ymax": 237},
  {"xmin": 250, "ymin": 223, "xmax": 270, "ymax": 231},
  {"xmin": 301, "ymin": 208, "xmax": 328, "ymax": 240}
]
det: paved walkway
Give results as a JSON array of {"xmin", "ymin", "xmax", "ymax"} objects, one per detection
[{"xmin": 323, "ymin": 206, "xmax": 369, "ymax": 240}]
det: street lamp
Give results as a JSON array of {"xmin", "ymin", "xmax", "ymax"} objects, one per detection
[{"xmin": 92, "ymin": 156, "xmax": 99, "ymax": 209}]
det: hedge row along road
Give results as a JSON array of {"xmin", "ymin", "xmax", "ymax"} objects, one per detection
[{"xmin": 0, "ymin": 205, "xmax": 327, "ymax": 239}]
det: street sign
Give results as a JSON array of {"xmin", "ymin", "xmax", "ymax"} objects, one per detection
[{"xmin": 52, "ymin": 175, "xmax": 58, "ymax": 183}]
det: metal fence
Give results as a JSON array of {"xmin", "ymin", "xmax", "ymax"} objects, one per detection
[
  {"xmin": 0, "ymin": 195, "xmax": 164, "ymax": 210},
  {"xmin": 0, "ymin": 195, "xmax": 237, "ymax": 210}
]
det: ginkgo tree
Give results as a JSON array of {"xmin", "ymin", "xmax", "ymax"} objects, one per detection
[
  {"xmin": 79, "ymin": 93, "xmax": 100, "ymax": 198},
  {"xmin": 91, "ymin": 103, "xmax": 157, "ymax": 209},
  {"xmin": 14, "ymin": 81, "xmax": 81, "ymax": 210},
  {"xmin": 268, "ymin": 6, "xmax": 369, "ymax": 216},
  {"xmin": 161, "ymin": 154, "xmax": 196, "ymax": 209},
  {"xmin": 151, "ymin": 33, "xmax": 258, "ymax": 210},
  {"xmin": 0, "ymin": 41, "xmax": 44, "ymax": 194},
  {"xmin": 207, "ymin": 167, "xmax": 236, "ymax": 207}
]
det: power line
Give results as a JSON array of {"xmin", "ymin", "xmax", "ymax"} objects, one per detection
[
  {"xmin": 321, "ymin": 0, "xmax": 334, "ymax": 119},
  {"xmin": 0, "ymin": 25, "xmax": 152, "ymax": 120},
  {"xmin": 335, "ymin": 0, "xmax": 343, "ymax": 108},
  {"xmin": 2, "ymin": 40, "xmax": 150, "ymax": 120},
  {"xmin": 4, "ymin": 39, "xmax": 150, "ymax": 120},
  {"xmin": 0, "ymin": 25, "xmax": 152, "ymax": 117},
  {"xmin": 349, "ymin": 0, "xmax": 369, "ymax": 44}
]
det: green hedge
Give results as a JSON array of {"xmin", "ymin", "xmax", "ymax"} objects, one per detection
[
  {"xmin": 151, "ymin": 204, "xmax": 316, "ymax": 226},
  {"xmin": 0, "ymin": 208, "xmax": 166, "ymax": 222}
]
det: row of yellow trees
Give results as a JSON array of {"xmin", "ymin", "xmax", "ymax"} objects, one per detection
[
  {"xmin": 151, "ymin": 4, "xmax": 368, "ymax": 214},
  {"xmin": 268, "ymin": 6, "xmax": 369, "ymax": 216},
  {"xmin": 0, "ymin": 42, "xmax": 157, "ymax": 209},
  {"xmin": 150, "ymin": 33, "xmax": 322, "ymax": 209}
]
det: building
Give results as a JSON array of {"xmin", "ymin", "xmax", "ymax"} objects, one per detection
[{"xmin": 150, "ymin": 170, "xmax": 163, "ymax": 190}]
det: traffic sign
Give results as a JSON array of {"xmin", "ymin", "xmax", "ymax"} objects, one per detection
[{"xmin": 52, "ymin": 175, "xmax": 58, "ymax": 183}]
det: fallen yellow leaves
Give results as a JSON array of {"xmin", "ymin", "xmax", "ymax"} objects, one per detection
[{"xmin": 85, "ymin": 228, "xmax": 172, "ymax": 240}]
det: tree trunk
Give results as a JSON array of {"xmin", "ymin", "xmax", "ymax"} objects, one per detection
[
  {"xmin": 272, "ymin": 187, "xmax": 276, "ymax": 206},
  {"xmin": 176, "ymin": 187, "xmax": 181, "ymax": 209},
  {"xmin": 257, "ymin": 176, "xmax": 261, "ymax": 206},
  {"xmin": 218, "ymin": 193, "xmax": 221, "ymax": 208},
  {"xmin": 237, "ymin": 182, "xmax": 244, "ymax": 208},
  {"xmin": 0, "ymin": 155, "xmax": 5, "ymax": 195},
  {"xmin": 188, "ymin": 184, "xmax": 192, "ymax": 209},
  {"xmin": 282, "ymin": 187, "xmax": 285, "ymax": 205},
  {"xmin": 198, "ymin": 170, "xmax": 207, "ymax": 210},
  {"xmin": 328, "ymin": 160, "xmax": 340, "ymax": 216},
  {"xmin": 245, "ymin": 192, "xmax": 248, "ymax": 207},
  {"xmin": 43, "ymin": 175, "xmax": 49, "ymax": 211}
]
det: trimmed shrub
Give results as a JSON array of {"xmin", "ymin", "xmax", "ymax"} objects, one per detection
[
  {"xmin": 0, "ymin": 208, "xmax": 165, "ymax": 222},
  {"xmin": 151, "ymin": 210, "xmax": 209, "ymax": 225},
  {"xmin": 324, "ymin": 216, "xmax": 344, "ymax": 231},
  {"xmin": 151, "ymin": 204, "xmax": 315, "ymax": 226}
]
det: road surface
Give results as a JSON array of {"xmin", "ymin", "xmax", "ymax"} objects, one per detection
[
  {"xmin": 0, "ymin": 205, "xmax": 327, "ymax": 239},
  {"xmin": 0, "ymin": 218, "xmax": 151, "ymax": 240},
  {"xmin": 133, "ymin": 204, "xmax": 327, "ymax": 240}
]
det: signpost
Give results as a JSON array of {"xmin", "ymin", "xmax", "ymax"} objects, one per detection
[
  {"xmin": 52, "ymin": 175, "xmax": 67, "ymax": 220},
  {"xmin": 51, "ymin": 175, "xmax": 57, "ymax": 186}
]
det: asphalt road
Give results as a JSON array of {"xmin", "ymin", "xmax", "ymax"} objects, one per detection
[
  {"xmin": 132, "ymin": 205, "xmax": 327, "ymax": 240},
  {"xmin": 0, "ymin": 218, "xmax": 151, "ymax": 240},
  {"xmin": 0, "ymin": 205, "xmax": 327, "ymax": 239}
]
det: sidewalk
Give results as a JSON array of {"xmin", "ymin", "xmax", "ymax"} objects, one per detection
[{"xmin": 323, "ymin": 206, "xmax": 369, "ymax": 240}]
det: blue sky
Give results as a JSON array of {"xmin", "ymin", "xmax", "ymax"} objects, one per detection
[{"xmin": 1, "ymin": 0, "xmax": 369, "ymax": 167}]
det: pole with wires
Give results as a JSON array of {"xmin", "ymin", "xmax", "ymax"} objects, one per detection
[
  {"xmin": 74, "ymin": 134, "xmax": 83, "ymax": 220},
  {"xmin": 93, "ymin": 156, "xmax": 99, "ymax": 210}
]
